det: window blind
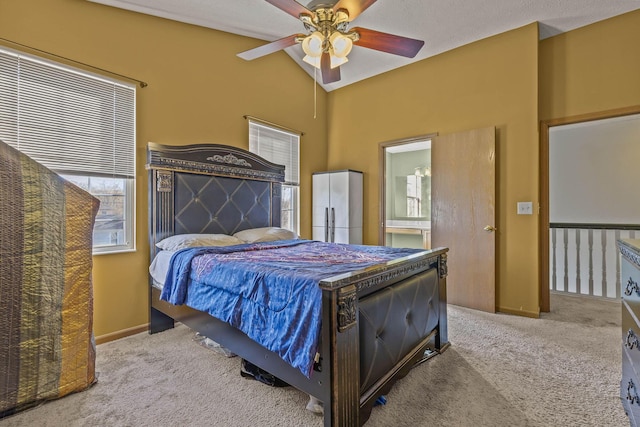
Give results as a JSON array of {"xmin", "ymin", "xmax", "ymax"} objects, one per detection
[
  {"xmin": 248, "ymin": 120, "xmax": 299, "ymax": 185},
  {"xmin": 0, "ymin": 47, "xmax": 135, "ymax": 178}
]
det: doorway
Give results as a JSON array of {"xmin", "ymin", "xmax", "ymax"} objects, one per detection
[
  {"xmin": 379, "ymin": 136, "xmax": 434, "ymax": 250},
  {"xmin": 539, "ymin": 106, "xmax": 640, "ymax": 312},
  {"xmin": 379, "ymin": 127, "xmax": 497, "ymax": 313}
]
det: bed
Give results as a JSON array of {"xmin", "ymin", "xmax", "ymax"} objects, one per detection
[{"xmin": 146, "ymin": 142, "xmax": 449, "ymax": 426}]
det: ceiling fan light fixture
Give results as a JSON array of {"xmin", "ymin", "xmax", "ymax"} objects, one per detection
[
  {"xmin": 237, "ymin": 1, "xmax": 426, "ymax": 86},
  {"xmin": 329, "ymin": 31, "xmax": 353, "ymax": 58},
  {"xmin": 329, "ymin": 54, "xmax": 348, "ymax": 69},
  {"xmin": 302, "ymin": 31, "xmax": 324, "ymax": 57},
  {"xmin": 302, "ymin": 54, "xmax": 321, "ymax": 69}
]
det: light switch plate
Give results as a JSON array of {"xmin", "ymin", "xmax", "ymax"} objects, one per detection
[{"xmin": 517, "ymin": 202, "xmax": 533, "ymax": 215}]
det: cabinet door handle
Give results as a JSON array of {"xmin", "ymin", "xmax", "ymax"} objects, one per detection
[
  {"xmin": 626, "ymin": 329, "xmax": 640, "ymax": 351},
  {"xmin": 330, "ymin": 208, "xmax": 335, "ymax": 243},
  {"xmin": 324, "ymin": 208, "xmax": 329, "ymax": 242},
  {"xmin": 625, "ymin": 277, "xmax": 640, "ymax": 297},
  {"xmin": 628, "ymin": 379, "xmax": 640, "ymax": 406}
]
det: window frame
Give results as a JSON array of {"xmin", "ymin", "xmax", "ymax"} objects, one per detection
[
  {"xmin": 247, "ymin": 119, "xmax": 300, "ymax": 234},
  {"xmin": 0, "ymin": 46, "xmax": 136, "ymax": 255},
  {"xmin": 61, "ymin": 174, "xmax": 136, "ymax": 255}
]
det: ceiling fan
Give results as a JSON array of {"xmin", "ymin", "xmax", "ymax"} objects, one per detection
[{"xmin": 237, "ymin": 0, "xmax": 425, "ymax": 84}]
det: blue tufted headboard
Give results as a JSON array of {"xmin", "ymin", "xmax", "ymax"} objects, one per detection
[{"xmin": 146, "ymin": 142, "xmax": 285, "ymax": 259}]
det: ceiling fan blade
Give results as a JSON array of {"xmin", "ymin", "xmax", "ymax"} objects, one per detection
[
  {"xmin": 237, "ymin": 34, "xmax": 304, "ymax": 61},
  {"xmin": 352, "ymin": 27, "xmax": 424, "ymax": 58},
  {"xmin": 265, "ymin": 0, "xmax": 312, "ymax": 19},
  {"xmin": 321, "ymin": 52, "xmax": 341, "ymax": 84},
  {"xmin": 332, "ymin": 0, "xmax": 377, "ymax": 20}
]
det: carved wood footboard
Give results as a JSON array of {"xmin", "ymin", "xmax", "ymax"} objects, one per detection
[
  {"xmin": 319, "ymin": 249, "xmax": 448, "ymax": 425},
  {"xmin": 150, "ymin": 247, "xmax": 448, "ymax": 426}
]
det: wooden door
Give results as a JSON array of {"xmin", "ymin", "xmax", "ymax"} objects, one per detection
[{"xmin": 432, "ymin": 127, "xmax": 496, "ymax": 312}]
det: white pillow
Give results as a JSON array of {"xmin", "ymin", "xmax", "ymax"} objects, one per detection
[
  {"xmin": 156, "ymin": 234, "xmax": 244, "ymax": 250},
  {"xmin": 233, "ymin": 227, "xmax": 298, "ymax": 243}
]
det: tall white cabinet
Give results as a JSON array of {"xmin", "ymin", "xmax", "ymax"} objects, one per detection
[{"xmin": 312, "ymin": 170, "xmax": 363, "ymax": 244}]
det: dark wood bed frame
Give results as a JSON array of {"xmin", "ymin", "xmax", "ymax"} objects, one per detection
[{"xmin": 146, "ymin": 142, "xmax": 449, "ymax": 426}]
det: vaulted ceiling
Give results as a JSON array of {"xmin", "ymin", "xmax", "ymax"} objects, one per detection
[{"xmin": 88, "ymin": 0, "xmax": 640, "ymax": 91}]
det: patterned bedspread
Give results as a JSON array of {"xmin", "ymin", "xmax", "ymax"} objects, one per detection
[
  {"xmin": 161, "ymin": 240, "xmax": 423, "ymax": 377},
  {"xmin": 0, "ymin": 141, "xmax": 99, "ymax": 417}
]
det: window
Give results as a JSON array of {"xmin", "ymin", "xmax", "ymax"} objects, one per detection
[
  {"xmin": 248, "ymin": 119, "xmax": 300, "ymax": 234},
  {"xmin": 0, "ymin": 47, "xmax": 136, "ymax": 254}
]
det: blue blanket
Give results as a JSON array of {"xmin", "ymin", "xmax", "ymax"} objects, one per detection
[{"xmin": 160, "ymin": 239, "xmax": 422, "ymax": 377}]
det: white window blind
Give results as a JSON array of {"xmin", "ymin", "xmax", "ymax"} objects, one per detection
[
  {"xmin": 248, "ymin": 119, "xmax": 300, "ymax": 233},
  {"xmin": 248, "ymin": 120, "xmax": 299, "ymax": 185},
  {"xmin": 0, "ymin": 47, "xmax": 135, "ymax": 178}
]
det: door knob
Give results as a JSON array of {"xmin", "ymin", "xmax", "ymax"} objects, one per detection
[{"xmin": 483, "ymin": 225, "xmax": 497, "ymax": 232}]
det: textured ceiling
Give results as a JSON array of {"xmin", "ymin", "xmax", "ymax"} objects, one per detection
[{"xmin": 88, "ymin": 0, "xmax": 640, "ymax": 91}]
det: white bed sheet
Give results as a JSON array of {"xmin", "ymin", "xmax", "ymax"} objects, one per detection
[{"xmin": 149, "ymin": 250, "xmax": 175, "ymax": 288}]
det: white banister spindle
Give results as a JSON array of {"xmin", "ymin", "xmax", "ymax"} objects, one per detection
[
  {"xmin": 563, "ymin": 228, "xmax": 569, "ymax": 292},
  {"xmin": 550, "ymin": 225, "xmax": 638, "ymax": 299},
  {"xmin": 575, "ymin": 230, "xmax": 581, "ymax": 294},
  {"xmin": 551, "ymin": 228, "xmax": 557, "ymax": 292},
  {"xmin": 615, "ymin": 229, "xmax": 621, "ymax": 299},
  {"xmin": 588, "ymin": 229, "xmax": 594, "ymax": 296},
  {"xmin": 601, "ymin": 230, "xmax": 607, "ymax": 297}
]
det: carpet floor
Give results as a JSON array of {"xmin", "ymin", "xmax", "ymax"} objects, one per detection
[{"xmin": 0, "ymin": 293, "xmax": 628, "ymax": 426}]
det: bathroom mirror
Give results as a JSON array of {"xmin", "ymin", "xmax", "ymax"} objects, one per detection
[{"xmin": 394, "ymin": 175, "xmax": 430, "ymax": 219}]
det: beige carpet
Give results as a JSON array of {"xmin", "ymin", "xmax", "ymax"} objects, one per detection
[{"xmin": 0, "ymin": 293, "xmax": 627, "ymax": 427}]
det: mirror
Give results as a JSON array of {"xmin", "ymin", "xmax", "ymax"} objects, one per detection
[
  {"xmin": 406, "ymin": 174, "xmax": 421, "ymax": 217},
  {"xmin": 394, "ymin": 175, "xmax": 430, "ymax": 219},
  {"xmin": 381, "ymin": 138, "xmax": 432, "ymax": 249}
]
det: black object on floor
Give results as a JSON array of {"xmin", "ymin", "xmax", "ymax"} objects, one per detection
[{"xmin": 240, "ymin": 359, "xmax": 289, "ymax": 387}]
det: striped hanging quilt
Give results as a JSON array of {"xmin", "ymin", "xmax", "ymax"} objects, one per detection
[{"xmin": 0, "ymin": 140, "xmax": 99, "ymax": 418}]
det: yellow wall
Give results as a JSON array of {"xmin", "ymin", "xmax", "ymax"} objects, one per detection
[
  {"xmin": 539, "ymin": 9, "xmax": 640, "ymax": 121},
  {"xmin": 327, "ymin": 23, "xmax": 540, "ymax": 315},
  {"xmin": 1, "ymin": 0, "xmax": 329, "ymax": 338},
  {"xmin": 4, "ymin": 0, "xmax": 640, "ymax": 335}
]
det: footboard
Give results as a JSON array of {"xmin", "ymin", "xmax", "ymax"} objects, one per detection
[
  {"xmin": 319, "ymin": 247, "xmax": 448, "ymax": 426},
  {"xmin": 150, "ymin": 247, "xmax": 448, "ymax": 426},
  {"xmin": 359, "ymin": 268, "xmax": 440, "ymax": 391}
]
